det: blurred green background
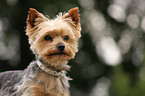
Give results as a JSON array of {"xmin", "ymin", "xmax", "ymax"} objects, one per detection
[{"xmin": 0, "ymin": 0, "xmax": 145, "ymax": 96}]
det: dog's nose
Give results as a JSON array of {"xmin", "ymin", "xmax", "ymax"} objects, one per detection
[{"xmin": 57, "ymin": 44, "xmax": 65, "ymax": 51}]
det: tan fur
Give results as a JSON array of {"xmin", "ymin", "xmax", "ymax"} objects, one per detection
[
  {"xmin": 23, "ymin": 7, "xmax": 81, "ymax": 96},
  {"xmin": 29, "ymin": 70, "xmax": 69, "ymax": 96}
]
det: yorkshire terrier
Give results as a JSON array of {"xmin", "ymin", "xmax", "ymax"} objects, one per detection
[{"xmin": 0, "ymin": 7, "xmax": 81, "ymax": 96}]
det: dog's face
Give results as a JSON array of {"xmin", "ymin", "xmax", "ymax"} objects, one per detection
[{"xmin": 26, "ymin": 8, "xmax": 81, "ymax": 66}]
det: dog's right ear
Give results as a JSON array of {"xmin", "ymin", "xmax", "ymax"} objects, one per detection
[
  {"xmin": 62, "ymin": 7, "xmax": 81, "ymax": 39},
  {"xmin": 27, "ymin": 8, "xmax": 46, "ymax": 29}
]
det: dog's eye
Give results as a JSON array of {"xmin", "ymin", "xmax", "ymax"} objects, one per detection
[
  {"xmin": 44, "ymin": 35, "xmax": 52, "ymax": 41},
  {"xmin": 64, "ymin": 36, "xmax": 69, "ymax": 41}
]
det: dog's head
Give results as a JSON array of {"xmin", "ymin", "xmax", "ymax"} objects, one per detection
[{"xmin": 26, "ymin": 7, "xmax": 81, "ymax": 66}]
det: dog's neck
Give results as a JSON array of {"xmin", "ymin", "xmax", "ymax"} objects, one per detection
[
  {"xmin": 35, "ymin": 53, "xmax": 70, "ymax": 70},
  {"xmin": 36, "ymin": 60, "xmax": 70, "ymax": 78}
]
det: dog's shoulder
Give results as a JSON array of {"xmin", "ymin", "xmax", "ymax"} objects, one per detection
[{"xmin": 0, "ymin": 71, "xmax": 23, "ymax": 87}]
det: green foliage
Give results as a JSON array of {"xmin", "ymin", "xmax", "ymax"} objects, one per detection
[{"xmin": 110, "ymin": 65, "xmax": 145, "ymax": 96}]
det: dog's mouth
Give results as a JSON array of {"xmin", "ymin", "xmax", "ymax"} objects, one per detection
[
  {"xmin": 45, "ymin": 51, "xmax": 72, "ymax": 60},
  {"xmin": 47, "ymin": 52, "xmax": 69, "ymax": 57}
]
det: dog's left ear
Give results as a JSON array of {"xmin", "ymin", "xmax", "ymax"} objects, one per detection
[
  {"xmin": 26, "ymin": 8, "xmax": 47, "ymax": 43},
  {"xmin": 63, "ymin": 7, "xmax": 81, "ymax": 38},
  {"xmin": 27, "ymin": 8, "xmax": 46, "ymax": 29}
]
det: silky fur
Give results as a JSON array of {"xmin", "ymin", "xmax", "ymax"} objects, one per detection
[
  {"xmin": 0, "ymin": 7, "xmax": 81, "ymax": 96},
  {"xmin": 23, "ymin": 7, "xmax": 81, "ymax": 96},
  {"xmin": 26, "ymin": 8, "xmax": 81, "ymax": 69},
  {"xmin": 14, "ymin": 61, "xmax": 70, "ymax": 96}
]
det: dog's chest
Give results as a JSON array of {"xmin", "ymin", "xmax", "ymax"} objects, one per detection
[{"xmin": 33, "ymin": 70, "xmax": 70, "ymax": 96}]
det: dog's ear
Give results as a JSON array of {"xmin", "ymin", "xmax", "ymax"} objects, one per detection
[
  {"xmin": 63, "ymin": 7, "xmax": 80, "ymax": 26},
  {"xmin": 67, "ymin": 7, "xmax": 80, "ymax": 25},
  {"xmin": 27, "ymin": 8, "xmax": 46, "ymax": 29},
  {"xmin": 26, "ymin": 8, "xmax": 47, "ymax": 43},
  {"xmin": 63, "ymin": 7, "xmax": 81, "ymax": 38}
]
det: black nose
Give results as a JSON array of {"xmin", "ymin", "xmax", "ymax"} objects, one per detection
[{"xmin": 57, "ymin": 44, "xmax": 65, "ymax": 51}]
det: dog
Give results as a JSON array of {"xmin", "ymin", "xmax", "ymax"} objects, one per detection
[{"xmin": 0, "ymin": 7, "xmax": 81, "ymax": 96}]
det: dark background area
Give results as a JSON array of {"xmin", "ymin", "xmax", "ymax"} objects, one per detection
[{"xmin": 0, "ymin": 0, "xmax": 145, "ymax": 96}]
